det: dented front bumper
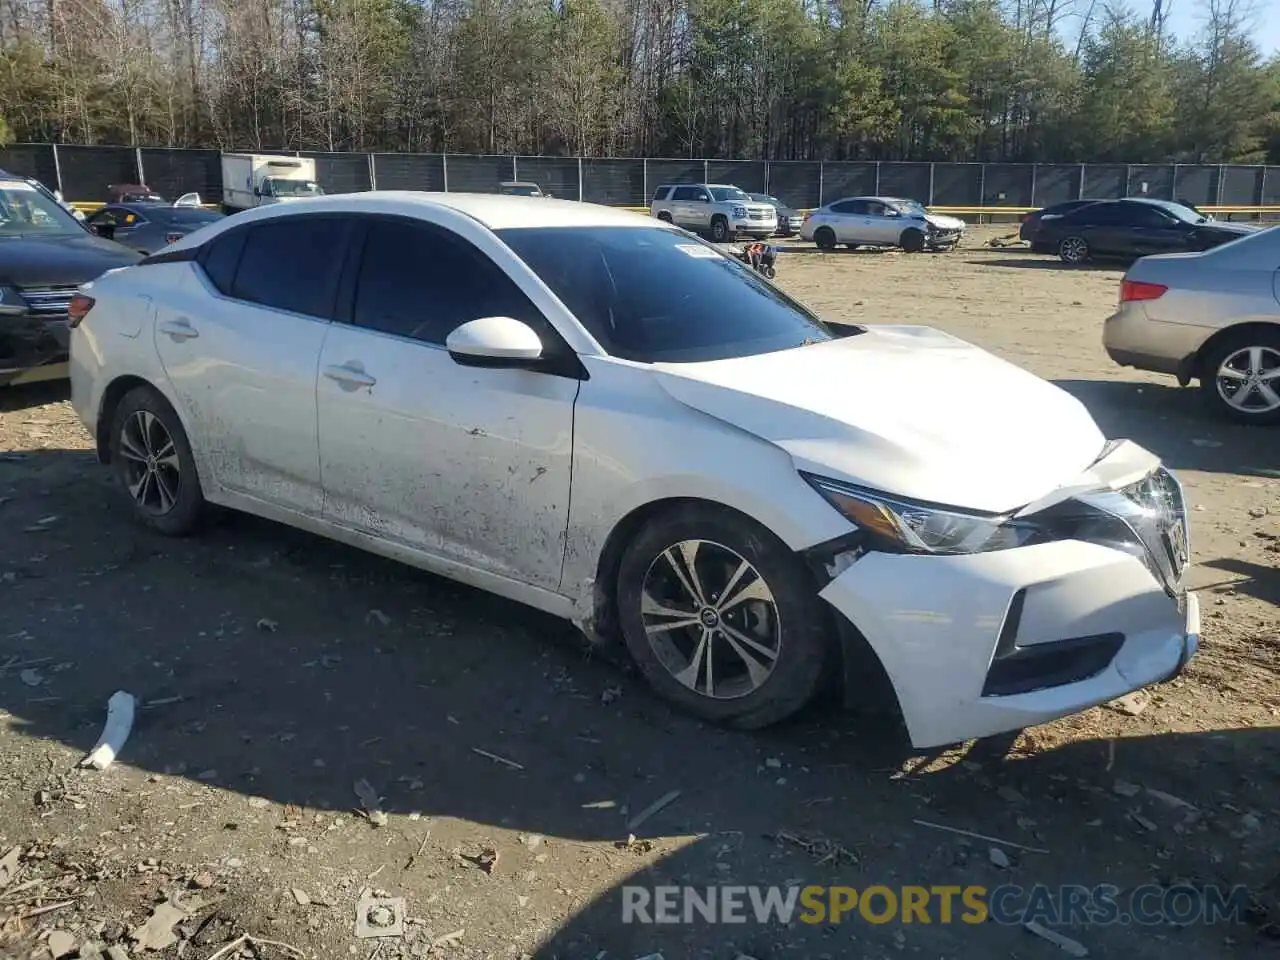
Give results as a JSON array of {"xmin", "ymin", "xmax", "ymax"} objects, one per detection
[
  {"xmin": 0, "ymin": 311, "xmax": 69, "ymax": 386},
  {"xmin": 821, "ymin": 540, "xmax": 1198, "ymax": 749}
]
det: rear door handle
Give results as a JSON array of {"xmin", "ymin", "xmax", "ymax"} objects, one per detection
[
  {"xmin": 324, "ymin": 364, "xmax": 377, "ymax": 388},
  {"xmin": 158, "ymin": 318, "xmax": 198, "ymax": 341}
]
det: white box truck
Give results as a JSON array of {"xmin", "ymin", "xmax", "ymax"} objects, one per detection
[{"xmin": 220, "ymin": 154, "xmax": 323, "ymax": 212}]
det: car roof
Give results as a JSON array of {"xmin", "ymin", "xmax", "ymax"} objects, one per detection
[
  {"xmin": 202, "ymin": 191, "xmax": 655, "ymax": 231},
  {"xmin": 827, "ymin": 196, "xmax": 907, "ymax": 205}
]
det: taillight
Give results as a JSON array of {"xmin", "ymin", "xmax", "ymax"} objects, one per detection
[
  {"xmin": 67, "ymin": 294, "xmax": 95, "ymax": 328},
  {"xmin": 1120, "ymin": 280, "xmax": 1168, "ymax": 303},
  {"xmin": 165, "ymin": 232, "xmax": 183, "ymax": 244}
]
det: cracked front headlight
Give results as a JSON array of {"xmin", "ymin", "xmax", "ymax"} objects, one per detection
[{"xmin": 803, "ymin": 474, "xmax": 1041, "ymax": 555}]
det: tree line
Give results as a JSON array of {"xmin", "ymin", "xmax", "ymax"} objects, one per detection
[{"xmin": 0, "ymin": 0, "xmax": 1275, "ymax": 164}]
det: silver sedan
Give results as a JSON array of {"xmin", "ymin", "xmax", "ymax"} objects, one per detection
[{"xmin": 1104, "ymin": 224, "xmax": 1280, "ymax": 424}]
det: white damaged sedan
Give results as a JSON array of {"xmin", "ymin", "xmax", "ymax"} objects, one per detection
[{"xmin": 68, "ymin": 193, "xmax": 1197, "ymax": 748}]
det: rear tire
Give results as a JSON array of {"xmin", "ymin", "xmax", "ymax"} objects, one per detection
[
  {"xmin": 763, "ymin": 265, "xmax": 776, "ymax": 279},
  {"xmin": 109, "ymin": 386, "xmax": 205, "ymax": 536},
  {"xmin": 657, "ymin": 211, "xmax": 673, "ymax": 224},
  {"xmin": 1199, "ymin": 330, "xmax": 1280, "ymax": 425},
  {"xmin": 900, "ymin": 228, "xmax": 925, "ymax": 253},
  {"xmin": 616, "ymin": 505, "xmax": 830, "ymax": 729},
  {"xmin": 814, "ymin": 227, "xmax": 836, "ymax": 250}
]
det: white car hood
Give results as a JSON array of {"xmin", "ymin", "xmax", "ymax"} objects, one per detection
[
  {"xmin": 654, "ymin": 326, "xmax": 1106, "ymax": 514},
  {"xmin": 924, "ymin": 212, "xmax": 965, "ymax": 231}
]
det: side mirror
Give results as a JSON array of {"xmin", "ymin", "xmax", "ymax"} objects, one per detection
[{"xmin": 446, "ymin": 316, "xmax": 544, "ymax": 367}]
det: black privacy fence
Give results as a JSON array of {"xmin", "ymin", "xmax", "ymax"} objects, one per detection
[{"xmin": 3, "ymin": 144, "xmax": 1278, "ymax": 212}]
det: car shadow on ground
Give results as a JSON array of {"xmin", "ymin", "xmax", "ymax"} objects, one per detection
[
  {"xmin": 1199, "ymin": 557, "xmax": 1280, "ymax": 607},
  {"xmin": 0, "ymin": 379, "xmax": 69, "ymax": 413},
  {"xmin": 1053, "ymin": 378, "xmax": 1280, "ymax": 478},
  {"xmin": 1, "ymin": 448, "xmax": 1278, "ymax": 957},
  {"xmin": 966, "ymin": 258, "xmax": 1124, "ymax": 272}
]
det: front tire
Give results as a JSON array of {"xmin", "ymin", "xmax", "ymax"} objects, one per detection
[
  {"xmin": 616, "ymin": 505, "xmax": 830, "ymax": 729},
  {"xmin": 1199, "ymin": 331, "xmax": 1280, "ymax": 425},
  {"xmin": 710, "ymin": 216, "xmax": 731, "ymax": 243},
  {"xmin": 109, "ymin": 386, "xmax": 205, "ymax": 536},
  {"xmin": 900, "ymin": 228, "xmax": 925, "ymax": 253},
  {"xmin": 1059, "ymin": 235, "xmax": 1090, "ymax": 264}
]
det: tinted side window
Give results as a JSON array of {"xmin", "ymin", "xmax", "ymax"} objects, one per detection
[
  {"xmin": 230, "ymin": 217, "xmax": 349, "ymax": 318},
  {"xmin": 351, "ymin": 219, "xmax": 540, "ymax": 346},
  {"xmin": 1072, "ymin": 204, "xmax": 1123, "ymax": 225},
  {"xmin": 1124, "ymin": 205, "xmax": 1174, "ymax": 227},
  {"xmin": 830, "ymin": 200, "xmax": 864, "ymax": 215},
  {"xmin": 198, "ymin": 229, "xmax": 247, "ymax": 295},
  {"xmin": 91, "ymin": 207, "xmax": 129, "ymax": 227},
  {"xmin": 671, "ymin": 186, "xmax": 699, "ymax": 202},
  {"xmin": 652, "ymin": 187, "xmax": 672, "ymax": 201}
]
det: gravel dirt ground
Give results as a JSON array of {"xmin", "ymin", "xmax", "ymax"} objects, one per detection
[{"xmin": 0, "ymin": 226, "xmax": 1277, "ymax": 960}]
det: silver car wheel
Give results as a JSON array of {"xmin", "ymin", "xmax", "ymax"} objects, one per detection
[
  {"xmin": 1060, "ymin": 237, "xmax": 1088, "ymax": 263},
  {"xmin": 639, "ymin": 538, "xmax": 781, "ymax": 700},
  {"xmin": 118, "ymin": 410, "xmax": 182, "ymax": 514},
  {"xmin": 1216, "ymin": 345, "xmax": 1280, "ymax": 414}
]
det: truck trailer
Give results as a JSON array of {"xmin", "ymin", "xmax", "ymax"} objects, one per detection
[{"xmin": 220, "ymin": 154, "xmax": 324, "ymax": 212}]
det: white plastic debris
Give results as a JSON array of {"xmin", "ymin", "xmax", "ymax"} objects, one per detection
[
  {"xmin": 354, "ymin": 778, "xmax": 389, "ymax": 827},
  {"xmin": 1024, "ymin": 920, "xmax": 1089, "ymax": 957},
  {"xmin": 81, "ymin": 691, "xmax": 137, "ymax": 771}
]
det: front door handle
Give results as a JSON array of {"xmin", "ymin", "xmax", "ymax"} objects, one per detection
[
  {"xmin": 324, "ymin": 364, "xmax": 377, "ymax": 388},
  {"xmin": 159, "ymin": 318, "xmax": 198, "ymax": 341}
]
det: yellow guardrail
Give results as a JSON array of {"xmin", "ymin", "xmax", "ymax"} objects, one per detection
[{"xmin": 622, "ymin": 204, "xmax": 1280, "ymax": 216}]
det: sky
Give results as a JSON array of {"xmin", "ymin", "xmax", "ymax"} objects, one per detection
[{"xmin": 1161, "ymin": 1, "xmax": 1280, "ymax": 55}]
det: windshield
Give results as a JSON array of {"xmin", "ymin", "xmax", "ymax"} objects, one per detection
[
  {"xmin": 497, "ymin": 226, "xmax": 836, "ymax": 363},
  {"xmin": 502, "ymin": 184, "xmax": 542, "ymax": 196},
  {"xmin": 1143, "ymin": 199, "xmax": 1206, "ymax": 224},
  {"xmin": 0, "ymin": 181, "xmax": 86, "ymax": 237},
  {"xmin": 891, "ymin": 199, "xmax": 928, "ymax": 215},
  {"xmin": 750, "ymin": 194, "xmax": 782, "ymax": 206},
  {"xmin": 709, "ymin": 186, "xmax": 749, "ymax": 202},
  {"xmin": 265, "ymin": 178, "xmax": 323, "ymax": 198}
]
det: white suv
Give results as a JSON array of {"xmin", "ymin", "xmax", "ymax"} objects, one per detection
[{"xmin": 649, "ymin": 184, "xmax": 777, "ymax": 242}]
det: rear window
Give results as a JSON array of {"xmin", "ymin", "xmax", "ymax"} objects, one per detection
[
  {"xmin": 498, "ymin": 225, "xmax": 838, "ymax": 363},
  {"xmin": 149, "ymin": 207, "xmax": 224, "ymax": 227}
]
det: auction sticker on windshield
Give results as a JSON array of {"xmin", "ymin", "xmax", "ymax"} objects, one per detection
[{"xmin": 676, "ymin": 244, "xmax": 721, "ymax": 259}]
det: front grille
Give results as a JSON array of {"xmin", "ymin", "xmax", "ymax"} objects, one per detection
[{"xmin": 18, "ymin": 285, "xmax": 78, "ymax": 319}]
